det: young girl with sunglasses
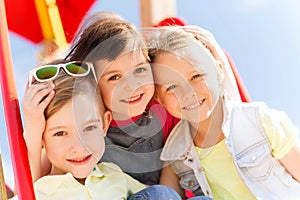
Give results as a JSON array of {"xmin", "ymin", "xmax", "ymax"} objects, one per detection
[
  {"xmin": 148, "ymin": 28, "xmax": 300, "ymax": 199},
  {"xmin": 18, "ymin": 60, "xmax": 181, "ymax": 200}
]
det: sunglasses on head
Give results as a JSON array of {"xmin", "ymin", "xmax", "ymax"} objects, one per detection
[{"xmin": 28, "ymin": 61, "xmax": 97, "ymax": 86}]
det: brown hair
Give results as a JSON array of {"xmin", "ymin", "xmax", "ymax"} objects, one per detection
[
  {"xmin": 31, "ymin": 59, "xmax": 104, "ymax": 119},
  {"xmin": 65, "ymin": 12, "xmax": 148, "ymax": 63},
  {"xmin": 44, "ymin": 72, "xmax": 104, "ymax": 120}
]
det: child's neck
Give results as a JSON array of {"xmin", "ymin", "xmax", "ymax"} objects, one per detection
[
  {"xmin": 192, "ymin": 98, "xmax": 224, "ymax": 148},
  {"xmin": 76, "ymin": 178, "xmax": 86, "ymax": 185},
  {"xmin": 111, "ymin": 111, "xmax": 142, "ymax": 121},
  {"xmin": 50, "ymin": 168, "xmax": 87, "ymax": 185},
  {"xmin": 110, "ymin": 112, "xmax": 143, "ymax": 126}
]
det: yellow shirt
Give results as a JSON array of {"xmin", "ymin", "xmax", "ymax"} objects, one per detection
[
  {"xmin": 11, "ymin": 162, "xmax": 145, "ymax": 200},
  {"xmin": 195, "ymin": 109, "xmax": 299, "ymax": 200}
]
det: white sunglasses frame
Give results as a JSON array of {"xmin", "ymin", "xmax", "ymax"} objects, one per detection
[{"xmin": 28, "ymin": 61, "xmax": 97, "ymax": 86}]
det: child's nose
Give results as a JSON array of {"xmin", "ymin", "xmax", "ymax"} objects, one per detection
[
  {"xmin": 125, "ymin": 79, "xmax": 140, "ymax": 91},
  {"xmin": 70, "ymin": 133, "xmax": 89, "ymax": 152},
  {"xmin": 182, "ymin": 84, "xmax": 196, "ymax": 100}
]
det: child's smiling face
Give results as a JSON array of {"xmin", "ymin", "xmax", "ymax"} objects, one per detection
[
  {"xmin": 152, "ymin": 43, "xmax": 223, "ymax": 123},
  {"xmin": 96, "ymin": 50, "xmax": 155, "ymax": 120},
  {"xmin": 43, "ymin": 93, "xmax": 111, "ymax": 180}
]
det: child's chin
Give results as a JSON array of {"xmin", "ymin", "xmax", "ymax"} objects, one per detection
[
  {"xmin": 182, "ymin": 113, "xmax": 201, "ymax": 122},
  {"xmin": 73, "ymin": 170, "xmax": 93, "ymax": 179}
]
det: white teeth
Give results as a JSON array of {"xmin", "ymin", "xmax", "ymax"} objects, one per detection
[
  {"xmin": 183, "ymin": 100, "xmax": 203, "ymax": 110},
  {"xmin": 184, "ymin": 102, "xmax": 200, "ymax": 110},
  {"xmin": 69, "ymin": 156, "xmax": 87, "ymax": 162},
  {"xmin": 124, "ymin": 94, "xmax": 141, "ymax": 102}
]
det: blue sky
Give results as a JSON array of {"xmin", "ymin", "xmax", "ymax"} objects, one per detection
[{"xmin": 1, "ymin": 0, "xmax": 300, "ymax": 188}]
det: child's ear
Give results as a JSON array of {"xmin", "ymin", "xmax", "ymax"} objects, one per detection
[
  {"xmin": 102, "ymin": 111, "xmax": 112, "ymax": 136},
  {"xmin": 41, "ymin": 138, "xmax": 45, "ymax": 148}
]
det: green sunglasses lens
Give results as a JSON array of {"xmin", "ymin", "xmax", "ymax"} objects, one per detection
[
  {"xmin": 36, "ymin": 66, "xmax": 58, "ymax": 80},
  {"xmin": 66, "ymin": 63, "xmax": 89, "ymax": 74}
]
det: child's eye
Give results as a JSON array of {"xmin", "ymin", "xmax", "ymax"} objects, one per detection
[
  {"xmin": 108, "ymin": 74, "xmax": 121, "ymax": 81},
  {"xmin": 134, "ymin": 67, "xmax": 147, "ymax": 74},
  {"xmin": 191, "ymin": 74, "xmax": 204, "ymax": 81},
  {"xmin": 54, "ymin": 131, "xmax": 66, "ymax": 136},
  {"xmin": 83, "ymin": 125, "xmax": 97, "ymax": 132},
  {"xmin": 166, "ymin": 84, "xmax": 177, "ymax": 91}
]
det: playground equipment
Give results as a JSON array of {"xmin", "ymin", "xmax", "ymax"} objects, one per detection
[{"xmin": 0, "ymin": 153, "xmax": 8, "ymax": 200}]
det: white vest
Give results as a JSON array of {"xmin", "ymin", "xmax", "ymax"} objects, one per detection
[{"xmin": 160, "ymin": 101, "xmax": 300, "ymax": 199}]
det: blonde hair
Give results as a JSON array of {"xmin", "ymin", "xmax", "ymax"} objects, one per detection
[{"xmin": 148, "ymin": 27, "xmax": 214, "ymax": 64}]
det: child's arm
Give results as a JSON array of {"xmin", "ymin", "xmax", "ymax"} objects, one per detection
[
  {"xmin": 159, "ymin": 164, "xmax": 186, "ymax": 199},
  {"xmin": 22, "ymin": 82, "xmax": 55, "ymax": 181},
  {"xmin": 261, "ymin": 107, "xmax": 300, "ymax": 183},
  {"xmin": 279, "ymin": 141, "xmax": 300, "ymax": 182}
]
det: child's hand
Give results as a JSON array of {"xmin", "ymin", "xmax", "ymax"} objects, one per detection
[
  {"xmin": 22, "ymin": 82, "xmax": 55, "ymax": 144},
  {"xmin": 182, "ymin": 25, "xmax": 230, "ymax": 69},
  {"xmin": 22, "ymin": 82, "xmax": 55, "ymax": 181}
]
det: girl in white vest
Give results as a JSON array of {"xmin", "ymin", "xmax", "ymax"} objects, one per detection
[{"xmin": 148, "ymin": 28, "xmax": 300, "ymax": 200}]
